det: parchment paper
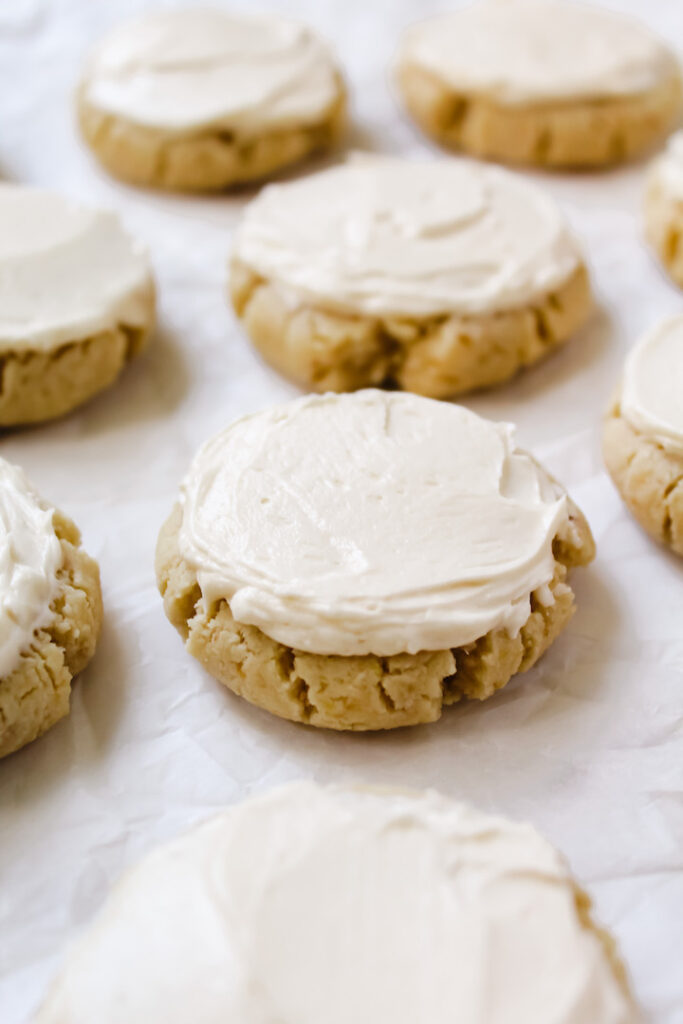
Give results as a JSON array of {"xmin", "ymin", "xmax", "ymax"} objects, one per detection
[{"xmin": 0, "ymin": 0, "xmax": 682, "ymax": 1020}]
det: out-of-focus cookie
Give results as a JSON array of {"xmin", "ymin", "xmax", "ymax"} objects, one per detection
[
  {"xmin": 0, "ymin": 458, "xmax": 102, "ymax": 757},
  {"xmin": 645, "ymin": 132, "xmax": 683, "ymax": 287},
  {"xmin": 0, "ymin": 185, "xmax": 154, "ymax": 427},
  {"xmin": 230, "ymin": 156, "xmax": 592, "ymax": 398},
  {"xmin": 604, "ymin": 316, "xmax": 683, "ymax": 556},
  {"xmin": 396, "ymin": 0, "xmax": 681, "ymax": 168},
  {"xmin": 157, "ymin": 390, "xmax": 595, "ymax": 731},
  {"xmin": 77, "ymin": 8, "xmax": 346, "ymax": 191},
  {"xmin": 35, "ymin": 782, "xmax": 638, "ymax": 1024}
]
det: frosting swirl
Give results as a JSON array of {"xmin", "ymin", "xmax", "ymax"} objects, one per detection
[
  {"xmin": 621, "ymin": 316, "xmax": 683, "ymax": 457},
  {"xmin": 178, "ymin": 391, "xmax": 568, "ymax": 657},
  {"xmin": 0, "ymin": 185, "xmax": 153, "ymax": 352},
  {"xmin": 233, "ymin": 156, "xmax": 582, "ymax": 318},
  {"xmin": 36, "ymin": 783, "xmax": 637, "ymax": 1024},
  {"xmin": 0, "ymin": 459, "xmax": 62, "ymax": 679},
  {"xmin": 398, "ymin": 0, "xmax": 678, "ymax": 106},
  {"xmin": 80, "ymin": 9, "xmax": 342, "ymax": 136}
]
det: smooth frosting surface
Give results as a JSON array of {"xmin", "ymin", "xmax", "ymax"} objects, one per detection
[
  {"xmin": 0, "ymin": 185, "xmax": 152, "ymax": 351},
  {"xmin": 0, "ymin": 459, "xmax": 62, "ymax": 679},
  {"xmin": 81, "ymin": 8, "xmax": 341, "ymax": 135},
  {"xmin": 36, "ymin": 782, "xmax": 636, "ymax": 1024},
  {"xmin": 178, "ymin": 391, "xmax": 568, "ymax": 657},
  {"xmin": 621, "ymin": 316, "xmax": 683, "ymax": 457},
  {"xmin": 399, "ymin": 0, "xmax": 677, "ymax": 105},
  {"xmin": 650, "ymin": 129, "xmax": 683, "ymax": 198},
  {"xmin": 233, "ymin": 155, "xmax": 581, "ymax": 317}
]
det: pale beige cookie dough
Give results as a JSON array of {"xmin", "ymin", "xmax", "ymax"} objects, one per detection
[
  {"xmin": 77, "ymin": 9, "xmax": 346, "ymax": 192},
  {"xmin": 0, "ymin": 185, "xmax": 154, "ymax": 428},
  {"xmin": 230, "ymin": 157, "xmax": 592, "ymax": 399},
  {"xmin": 156, "ymin": 392, "xmax": 595, "ymax": 731},
  {"xmin": 0, "ymin": 461, "xmax": 102, "ymax": 758},
  {"xmin": 35, "ymin": 783, "xmax": 638, "ymax": 1024},
  {"xmin": 396, "ymin": 0, "xmax": 682, "ymax": 169},
  {"xmin": 604, "ymin": 317, "xmax": 683, "ymax": 556},
  {"xmin": 645, "ymin": 131, "xmax": 683, "ymax": 287}
]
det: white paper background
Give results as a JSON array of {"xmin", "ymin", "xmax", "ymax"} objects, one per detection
[{"xmin": 0, "ymin": 0, "xmax": 682, "ymax": 1020}]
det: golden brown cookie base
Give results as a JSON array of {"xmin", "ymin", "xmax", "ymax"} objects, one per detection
[
  {"xmin": 156, "ymin": 502, "xmax": 594, "ymax": 731},
  {"xmin": 0, "ymin": 318, "xmax": 151, "ymax": 428},
  {"xmin": 603, "ymin": 398, "xmax": 683, "ymax": 556},
  {"xmin": 229, "ymin": 260, "xmax": 592, "ymax": 398},
  {"xmin": 78, "ymin": 88, "xmax": 346, "ymax": 192},
  {"xmin": 0, "ymin": 511, "xmax": 103, "ymax": 758},
  {"xmin": 396, "ymin": 63, "xmax": 682, "ymax": 168},
  {"xmin": 644, "ymin": 172, "xmax": 683, "ymax": 288}
]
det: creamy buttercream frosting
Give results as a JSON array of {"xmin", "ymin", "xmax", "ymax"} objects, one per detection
[
  {"xmin": 621, "ymin": 316, "xmax": 683, "ymax": 457},
  {"xmin": 0, "ymin": 459, "xmax": 62, "ymax": 679},
  {"xmin": 0, "ymin": 185, "xmax": 152, "ymax": 352},
  {"xmin": 178, "ymin": 391, "xmax": 568, "ymax": 657},
  {"xmin": 398, "ymin": 0, "xmax": 678, "ymax": 106},
  {"xmin": 650, "ymin": 130, "xmax": 683, "ymax": 199},
  {"xmin": 232, "ymin": 155, "xmax": 582, "ymax": 318},
  {"xmin": 35, "ymin": 782, "xmax": 636, "ymax": 1024},
  {"xmin": 80, "ymin": 8, "xmax": 341, "ymax": 136}
]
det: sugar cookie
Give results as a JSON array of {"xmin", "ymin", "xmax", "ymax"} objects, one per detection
[
  {"xmin": 604, "ymin": 316, "xmax": 683, "ymax": 555},
  {"xmin": 157, "ymin": 391, "xmax": 594, "ymax": 730},
  {"xmin": 78, "ymin": 9, "xmax": 346, "ymax": 191},
  {"xmin": 396, "ymin": 0, "xmax": 681, "ymax": 168},
  {"xmin": 230, "ymin": 156, "xmax": 592, "ymax": 398},
  {"xmin": 645, "ymin": 131, "xmax": 683, "ymax": 287},
  {"xmin": 0, "ymin": 458, "xmax": 102, "ymax": 757}
]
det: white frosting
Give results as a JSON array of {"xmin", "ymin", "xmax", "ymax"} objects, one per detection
[
  {"xmin": 81, "ymin": 8, "xmax": 341, "ymax": 136},
  {"xmin": 0, "ymin": 459, "xmax": 62, "ymax": 679},
  {"xmin": 178, "ymin": 391, "xmax": 568, "ymax": 657},
  {"xmin": 233, "ymin": 156, "xmax": 582, "ymax": 318},
  {"xmin": 650, "ymin": 130, "xmax": 683, "ymax": 199},
  {"xmin": 398, "ymin": 0, "xmax": 678, "ymax": 106},
  {"xmin": 621, "ymin": 316, "xmax": 683, "ymax": 457},
  {"xmin": 0, "ymin": 185, "xmax": 153, "ymax": 352},
  {"xmin": 36, "ymin": 783, "xmax": 637, "ymax": 1024}
]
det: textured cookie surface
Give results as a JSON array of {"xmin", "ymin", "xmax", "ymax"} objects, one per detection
[
  {"xmin": 0, "ymin": 185, "xmax": 154, "ymax": 426},
  {"xmin": 78, "ymin": 9, "xmax": 346, "ymax": 191},
  {"xmin": 231, "ymin": 156, "xmax": 592, "ymax": 397},
  {"xmin": 0, "ymin": 460, "xmax": 102, "ymax": 757},
  {"xmin": 35, "ymin": 783, "xmax": 637, "ymax": 1024},
  {"xmin": 604, "ymin": 316, "xmax": 683, "ymax": 556},
  {"xmin": 645, "ymin": 131, "xmax": 683, "ymax": 287},
  {"xmin": 157, "ymin": 391, "xmax": 595, "ymax": 730},
  {"xmin": 396, "ymin": 0, "xmax": 681, "ymax": 167}
]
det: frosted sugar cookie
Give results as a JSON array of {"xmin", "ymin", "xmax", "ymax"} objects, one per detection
[
  {"xmin": 604, "ymin": 316, "xmax": 683, "ymax": 556},
  {"xmin": 645, "ymin": 132, "xmax": 683, "ymax": 287},
  {"xmin": 157, "ymin": 391, "xmax": 595, "ymax": 731},
  {"xmin": 396, "ymin": 0, "xmax": 681, "ymax": 168},
  {"xmin": 230, "ymin": 156, "xmax": 592, "ymax": 398},
  {"xmin": 35, "ymin": 783, "xmax": 637, "ymax": 1024},
  {"xmin": 0, "ymin": 185, "xmax": 154, "ymax": 427},
  {"xmin": 78, "ymin": 9, "xmax": 346, "ymax": 191},
  {"xmin": 0, "ymin": 459, "xmax": 102, "ymax": 757}
]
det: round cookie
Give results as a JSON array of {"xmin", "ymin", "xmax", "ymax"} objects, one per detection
[
  {"xmin": 156, "ymin": 391, "xmax": 595, "ymax": 731},
  {"xmin": 0, "ymin": 185, "xmax": 155, "ymax": 427},
  {"xmin": 644, "ymin": 131, "xmax": 683, "ymax": 287},
  {"xmin": 603, "ymin": 316, "xmax": 683, "ymax": 556},
  {"xmin": 0, "ymin": 458, "xmax": 102, "ymax": 757},
  {"xmin": 395, "ymin": 0, "xmax": 681, "ymax": 169},
  {"xmin": 230, "ymin": 156, "xmax": 592, "ymax": 398},
  {"xmin": 77, "ymin": 8, "xmax": 346, "ymax": 192},
  {"xmin": 35, "ymin": 782, "xmax": 637, "ymax": 1024}
]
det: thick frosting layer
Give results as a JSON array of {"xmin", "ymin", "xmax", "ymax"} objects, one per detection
[
  {"xmin": 621, "ymin": 316, "xmax": 683, "ymax": 457},
  {"xmin": 81, "ymin": 9, "xmax": 341, "ymax": 135},
  {"xmin": 0, "ymin": 459, "xmax": 62, "ymax": 679},
  {"xmin": 233, "ymin": 155, "xmax": 581, "ymax": 317},
  {"xmin": 178, "ymin": 391, "xmax": 568, "ymax": 657},
  {"xmin": 0, "ymin": 185, "xmax": 152, "ymax": 352},
  {"xmin": 36, "ymin": 783, "xmax": 636, "ymax": 1024},
  {"xmin": 398, "ymin": 0, "xmax": 678, "ymax": 106},
  {"xmin": 650, "ymin": 130, "xmax": 683, "ymax": 199}
]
